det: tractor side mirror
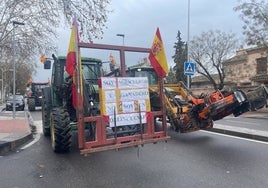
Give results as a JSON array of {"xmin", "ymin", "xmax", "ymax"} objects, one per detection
[{"xmin": 44, "ymin": 60, "xmax": 51, "ymax": 69}]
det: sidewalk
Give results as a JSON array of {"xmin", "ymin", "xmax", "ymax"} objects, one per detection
[
  {"xmin": 0, "ymin": 112, "xmax": 33, "ymax": 155},
  {"xmin": 209, "ymin": 123, "xmax": 268, "ymax": 142},
  {"xmin": 207, "ymin": 108, "xmax": 268, "ymax": 142}
]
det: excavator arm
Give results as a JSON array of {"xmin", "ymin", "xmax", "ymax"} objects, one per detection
[{"xmin": 151, "ymin": 83, "xmax": 268, "ymax": 133}]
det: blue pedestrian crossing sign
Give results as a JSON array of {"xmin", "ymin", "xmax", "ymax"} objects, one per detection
[{"xmin": 184, "ymin": 61, "xmax": 195, "ymax": 76}]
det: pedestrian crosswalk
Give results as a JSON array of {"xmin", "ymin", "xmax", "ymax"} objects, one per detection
[{"xmin": 0, "ymin": 110, "xmax": 25, "ymax": 119}]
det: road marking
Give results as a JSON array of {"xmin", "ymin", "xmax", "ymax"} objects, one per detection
[
  {"xmin": 201, "ymin": 130, "xmax": 268, "ymax": 145},
  {"xmin": 21, "ymin": 121, "xmax": 43, "ymax": 150},
  {"xmin": 19, "ymin": 119, "xmax": 268, "ymax": 150}
]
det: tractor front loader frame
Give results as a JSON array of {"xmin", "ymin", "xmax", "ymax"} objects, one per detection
[{"xmin": 76, "ymin": 42, "xmax": 170, "ymax": 155}]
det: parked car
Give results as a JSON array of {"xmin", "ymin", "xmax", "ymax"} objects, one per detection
[{"xmin": 6, "ymin": 95, "xmax": 25, "ymax": 111}]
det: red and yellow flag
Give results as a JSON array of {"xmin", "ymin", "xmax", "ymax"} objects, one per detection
[
  {"xmin": 40, "ymin": 54, "xmax": 46, "ymax": 63},
  {"xmin": 66, "ymin": 20, "xmax": 79, "ymax": 77},
  {"xmin": 65, "ymin": 19, "xmax": 81, "ymax": 108},
  {"xmin": 148, "ymin": 28, "xmax": 169, "ymax": 78}
]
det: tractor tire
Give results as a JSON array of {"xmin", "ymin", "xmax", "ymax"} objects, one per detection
[
  {"xmin": 28, "ymin": 98, "xmax": 36, "ymax": 111},
  {"xmin": 42, "ymin": 87, "xmax": 52, "ymax": 137},
  {"xmin": 50, "ymin": 107, "xmax": 71, "ymax": 153}
]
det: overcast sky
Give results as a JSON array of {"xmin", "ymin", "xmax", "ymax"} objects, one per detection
[{"xmin": 34, "ymin": 0, "xmax": 245, "ymax": 82}]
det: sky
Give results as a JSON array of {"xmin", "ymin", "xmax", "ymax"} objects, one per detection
[{"xmin": 34, "ymin": 0, "xmax": 245, "ymax": 82}]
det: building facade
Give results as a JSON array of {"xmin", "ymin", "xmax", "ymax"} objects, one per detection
[
  {"xmin": 191, "ymin": 46, "xmax": 268, "ymax": 92},
  {"xmin": 224, "ymin": 46, "xmax": 268, "ymax": 87}
]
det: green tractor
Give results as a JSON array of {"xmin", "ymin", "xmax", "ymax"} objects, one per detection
[
  {"xmin": 41, "ymin": 41, "xmax": 170, "ymax": 155},
  {"xmin": 41, "ymin": 55, "xmax": 103, "ymax": 152},
  {"xmin": 26, "ymin": 82, "xmax": 50, "ymax": 111}
]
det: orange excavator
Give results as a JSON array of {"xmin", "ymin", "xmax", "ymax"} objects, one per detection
[
  {"xmin": 125, "ymin": 64, "xmax": 268, "ymax": 133},
  {"xmin": 171, "ymin": 83, "xmax": 267, "ymax": 133}
]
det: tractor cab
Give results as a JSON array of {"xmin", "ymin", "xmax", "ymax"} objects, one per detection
[
  {"xmin": 126, "ymin": 65, "xmax": 158, "ymax": 85},
  {"xmin": 81, "ymin": 59, "xmax": 103, "ymax": 84},
  {"xmin": 49, "ymin": 55, "xmax": 103, "ymax": 114}
]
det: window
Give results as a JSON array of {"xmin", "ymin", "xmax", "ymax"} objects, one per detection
[
  {"xmin": 82, "ymin": 64, "xmax": 99, "ymax": 81},
  {"xmin": 256, "ymin": 57, "xmax": 267, "ymax": 74},
  {"xmin": 135, "ymin": 70, "xmax": 158, "ymax": 85}
]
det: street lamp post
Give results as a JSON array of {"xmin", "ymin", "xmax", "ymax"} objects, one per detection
[
  {"xmin": 116, "ymin": 34, "xmax": 125, "ymax": 46},
  {"xmin": 0, "ymin": 69, "xmax": 4, "ymax": 103},
  {"xmin": 12, "ymin": 21, "xmax": 25, "ymax": 119},
  {"xmin": 186, "ymin": 0, "xmax": 191, "ymax": 88}
]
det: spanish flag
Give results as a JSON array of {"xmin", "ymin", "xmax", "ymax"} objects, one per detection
[
  {"xmin": 66, "ymin": 20, "xmax": 79, "ymax": 77},
  {"xmin": 65, "ymin": 19, "xmax": 80, "ymax": 108},
  {"xmin": 148, "ymin": 28, "xmax": 169, "ymax": 78}
]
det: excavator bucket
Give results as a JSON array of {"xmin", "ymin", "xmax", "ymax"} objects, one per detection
[{"xmin": 245, "ymin": 85, "xmax": 268, "ymax": 111}]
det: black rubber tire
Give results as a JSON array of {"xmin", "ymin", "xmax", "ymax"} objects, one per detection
[
  {"xmin": 42, "ymin": 87, "xmax": 52, "ymax": 137},
  {"xmin": 50, "ymin": 108, "xmax": 71, "ymax": 153},
  {"xmin": 28, "ymin": 98, "xmax": 36, "ymax": 111}
]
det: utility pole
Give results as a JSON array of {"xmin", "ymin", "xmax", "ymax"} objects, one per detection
[
  {"xmin": 12, "ymin": 21, "xmax": 25, "ymax": 118},
  {"xmin": 187, "ymin": 0, "xmax": 191, "ymax": 88}
]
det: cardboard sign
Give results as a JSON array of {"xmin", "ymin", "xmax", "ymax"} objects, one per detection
[{"xmin": 99, "ymin": 77, "xmax": 151, "ymax": 126}]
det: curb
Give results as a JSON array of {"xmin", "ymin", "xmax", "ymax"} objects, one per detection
[
  {"xmin": 0, "ymin": 133, "xmax": 33, "ymax": 155},
  {"xmin": 207, "ymin": 127, "xmax": 268, "ymax": 142},
  {"xmin": 0, "ymin": 111, "xmax": 34, "ymax": 155}
]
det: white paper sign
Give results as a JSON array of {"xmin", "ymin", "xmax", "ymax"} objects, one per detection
[
  {"xmin": 120, "ymin": 89, "xmax": 149, "ymax": 101},
  {"xmin": 105, "ymin": 103, "xmax": 117, "ymax": 115},
  {"xmin": 100, "ymin": 77, "xmax": 117, "ymax": 89},
  {"xmin": 118, "ymin": 77, "xmax": 148, "ymax": 88},
  {"xmin": 109, "ymin": 112, "xmax": 146, "ymax": 127},
  {"xmin": 103, "ymin": 90, "xmax": 116, "ymax": 102},
  {"xmin": 121, "ymin": 101, "xmax": 135, "ymax": 113},
  {"xmin": 99, "ymin": 77, "xmax": 150, "ymax": 126}
]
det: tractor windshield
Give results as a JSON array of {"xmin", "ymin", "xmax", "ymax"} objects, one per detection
[
  {"xmin": 127, "ymin": 68, "xmax": 158, "ymax": 85},
  {"xmin": 135, "ymin": 70, "xmax": 158, "ymax": 85},
  {"xmin": 82, "ymin": 63, "xmax": 101, "ymax": 84}
]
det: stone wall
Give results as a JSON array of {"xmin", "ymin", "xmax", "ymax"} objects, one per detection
[{"xmin": 224, "ymin": 47, "xmax": 268, "ymax": 86}]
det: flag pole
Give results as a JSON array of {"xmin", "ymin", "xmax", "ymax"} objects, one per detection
[
  {"xmin": 159, "ymin": 77, "xmax": 167, "ymax": 136},
  {"xmin": 73, "ymin": 16, "xmax": 85, "ymax": 149}
]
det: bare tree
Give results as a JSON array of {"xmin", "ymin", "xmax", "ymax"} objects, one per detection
[
  {"xmin": 190, "ymin": 30, "xmax": 239, "ymax": 90},
  {"xmin": 0, "ymin": 0, "xmax": 110, "ymax": 92},
  {"xmin": 234, "ymin": 0, "xmax": 268, "ymax": 46},
  {"xmin": 61, "ymin": 0, "xmax": 111, "ymax": 41},
  {"xmin": 0, "ymin": 0, "xmax": 110, "ymax": 55}
]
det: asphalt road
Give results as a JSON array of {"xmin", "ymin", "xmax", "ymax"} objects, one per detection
[{"xmin": 0, "ymin": 110, "xmax": 268, "ymax": 188}]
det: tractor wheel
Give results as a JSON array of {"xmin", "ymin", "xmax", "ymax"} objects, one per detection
[
  {"xmin": 50, "ymin": 108, "xmax": 71, "ymax": 153},
  {"xmin": 28, "ymin": 98, "xmax": 36, "ymax": 111},
  {"xmin": 42, "ymin": 87, "xmax": 52, "ymax": 137}
]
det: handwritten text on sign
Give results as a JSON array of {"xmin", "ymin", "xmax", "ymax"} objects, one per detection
[{"xmin": 99, "ymin": 77, "xmax": 150, "ymax": 127}]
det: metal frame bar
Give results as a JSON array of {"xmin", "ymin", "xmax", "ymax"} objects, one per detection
[
  {"xmin": 80, "ymin": 112, "xmax": 169, "ymax": 155},
  {"xmin": 77, "ymin": 42, "xmax": 169, "ymax": 155}
]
